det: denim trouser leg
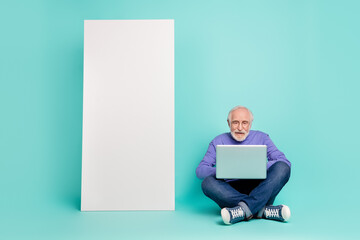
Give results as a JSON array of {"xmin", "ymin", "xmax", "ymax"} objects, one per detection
[
  {"xmin": 242, "ymin": 161, "xmax": 290, "ymax": 214},
  {"xmin": 201, "ymin": 175, "xmax": 250, "ymax": 209},
  {"xmin": 201, "ymin": 161, "xmax": 290, "ymax": 215}
]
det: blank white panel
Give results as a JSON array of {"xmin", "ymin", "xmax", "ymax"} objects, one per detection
[{"xmin": 81, "ymin": 20, "xmax": 174, "ymax": 211}]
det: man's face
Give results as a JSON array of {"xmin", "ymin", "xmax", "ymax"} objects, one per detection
[{"xmin": 228, "ymin": 108, "xmax": 252, "ymax": 142}]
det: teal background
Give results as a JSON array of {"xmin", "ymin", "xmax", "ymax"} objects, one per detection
[{"xmin": 1, "ymin": 0, "xmax": 359, "ymax": 239}]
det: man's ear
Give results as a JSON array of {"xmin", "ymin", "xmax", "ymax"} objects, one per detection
[{"xmin": 227, "ymin": 119, "xmax": 230, "ymax": 128}]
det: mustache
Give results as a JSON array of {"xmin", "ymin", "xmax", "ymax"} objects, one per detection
[{"xmin": 234, "ymin": 131, "xmax": 246, "ymax": 134}]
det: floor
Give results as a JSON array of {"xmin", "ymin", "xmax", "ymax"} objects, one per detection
[{"xmin": 2, "ymin": 196, "xmax": 359, "ymax": 240}]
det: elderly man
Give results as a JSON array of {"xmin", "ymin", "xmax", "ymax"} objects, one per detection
[{"xmin": 196, "ymin": 106, "xmax": 291, "ymax": 224}]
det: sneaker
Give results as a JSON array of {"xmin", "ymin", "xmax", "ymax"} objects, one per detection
[
  {"xmin": 221, "ymin": 206, "xmax": 246, "ymax": 225},
  {"xmin": 263, "ymin": 205, "xmax": 291, "ymax": 222}
]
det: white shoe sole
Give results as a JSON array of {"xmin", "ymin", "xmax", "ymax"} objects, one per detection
[
  {"xmin": 221, "ymin": 208, "xmax": 231, "ymax": 225},
  {"xmin": 281, "ymin": 205, "xmax": 291, "ymax": 221}
]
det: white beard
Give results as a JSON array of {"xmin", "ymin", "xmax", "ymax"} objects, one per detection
[{"xmin": 230, "ymin": 131, "xmax": 249, "ymax": 142}]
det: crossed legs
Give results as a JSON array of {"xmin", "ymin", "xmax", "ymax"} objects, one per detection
[{"xmin": 201, "ymin": 161, "xmax": 291, "ymax": 220}]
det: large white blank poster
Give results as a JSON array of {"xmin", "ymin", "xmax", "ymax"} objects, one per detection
[{"xmin": 81, "ymin": 20, "xmax": 174, "ymax": 211}]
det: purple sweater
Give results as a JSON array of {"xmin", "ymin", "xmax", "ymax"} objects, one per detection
[{"xmin": 196, "ymin": 130, "xmax": 291, "ymax": 180}]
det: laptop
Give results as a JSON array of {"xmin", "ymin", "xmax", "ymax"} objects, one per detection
[{"xmin": 216, "ymin": 145, "xmax": 267, "ymax": 179}]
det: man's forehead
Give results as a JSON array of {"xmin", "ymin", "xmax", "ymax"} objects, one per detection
[{"xmin": 231, "ymin": 109, "xmax": 251, "ymax": 120}]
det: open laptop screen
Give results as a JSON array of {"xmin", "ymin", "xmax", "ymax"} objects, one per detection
[{"xmin": 216, "ymin": 145, "xmax": 267, "ymax": 179}]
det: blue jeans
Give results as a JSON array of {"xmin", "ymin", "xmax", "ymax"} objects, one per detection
[{"xmin": 201, "ymin": 161, "xmax": 290, "ymax": 216}]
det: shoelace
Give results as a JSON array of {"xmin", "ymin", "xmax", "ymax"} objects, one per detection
[
  {"xmin": 230, "ymin": 208, "xmax": 244, "ymax": 218},
  {"xmin": 264, "ymin": 208, "xmax": 280, "ymax": 218}
]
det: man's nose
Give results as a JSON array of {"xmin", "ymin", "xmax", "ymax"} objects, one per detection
[{"xmin": 237, "ymin": 123, "xmax": 243, "ymax": 130}]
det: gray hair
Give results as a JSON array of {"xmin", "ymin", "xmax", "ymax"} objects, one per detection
[{"xmin": 227, "ymin": 105, "xmax": 254, "ymax": 123}]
